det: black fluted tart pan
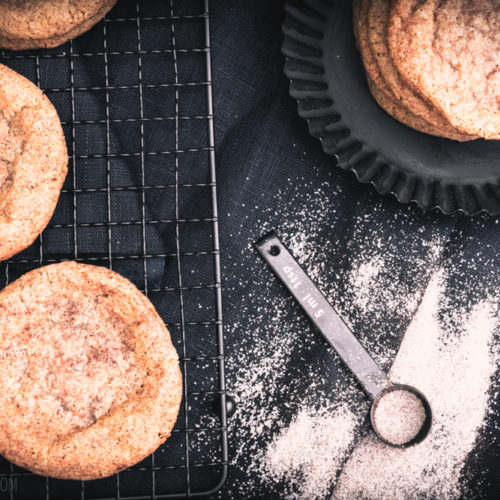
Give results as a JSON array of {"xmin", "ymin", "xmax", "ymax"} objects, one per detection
[{"xmin": 282, "ymin": 0, "xmax": 500, "ymax": 215}]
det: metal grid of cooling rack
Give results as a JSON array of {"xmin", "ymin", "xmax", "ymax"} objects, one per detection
[{"xmin": 0, "ymin": 0, "xmax": 227, "ymax": 498}]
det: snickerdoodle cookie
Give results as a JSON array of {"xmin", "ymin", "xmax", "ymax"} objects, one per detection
[
  {"xmin": 353, "ymin": 0, "xmax": 499, "ymax": 141},
  {"xmin": 363, "ymin": 0, "xmax": 475, "ymax": 141},
  {"xmin": 0, "ymin": 0, "xmax": 118, "ymax": 50},
  {"xmin": 388, "ymin": 0, "xmax": 500, "ymax": 140},
  {"xmin": 0, "ymin": 63, "xmax": 67, "ymax": 261},
  {"xmin": 353, "ymin": 0, "xmax": 465, "ymax": 139},
  {"xmin": 0, "ymin": 262, "xmax": 182, "ymax": 480}
]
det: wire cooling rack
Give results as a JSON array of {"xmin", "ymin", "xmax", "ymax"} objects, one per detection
[{"xmin": 0, "ymin": 0, "xmax": 227, "ymax": 498}]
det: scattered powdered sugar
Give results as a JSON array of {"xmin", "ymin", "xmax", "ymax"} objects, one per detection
[
  {"xmin": 345, "ymin": 235, "xmax": 444, "ymax": 327},
  {"xmin": 227, "ymin": 296, "xmax": 298, "ymax": 467},
  {"xmin": 264, "ymin": 402, "xmax": 358, "ymax": 499},
  {"xmin": 348, "ymin": 255, "xmax": 421, "ymax": 320},
  {"xmin": 223, "ymin": 178, "xmax": 499, "ymax": 498},
  {"xmin": 224, "ymin": 285, "xmax": 366, "ymax": 498},
  {"xmin": 349, "ymin": 255, "xmax": 384, "ymax": 312},
  {"xmin": 372, "ymin": 389, "xmax": 426, "ymax": 446},
  {"xmin": 333, "ymin": 271, "xmax": 500, "ymax": 499}
]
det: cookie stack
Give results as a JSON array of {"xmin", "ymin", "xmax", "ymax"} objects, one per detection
[{"xmin": 353, "ymin": 0, "xmax": 500, "ymax": 141}]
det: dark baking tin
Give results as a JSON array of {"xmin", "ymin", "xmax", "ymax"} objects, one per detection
[{"xmin": 282, "ymin": 0, "xmax": 500, "ymax": 215}]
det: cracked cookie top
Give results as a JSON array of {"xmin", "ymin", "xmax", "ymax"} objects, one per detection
[
  {"xmin": 0, "ymin": 262, "xmax": 183, "ymax": 480},
  {"xmin": 389, "ymin": 0, "xmax": 500, "ymax": 140}
]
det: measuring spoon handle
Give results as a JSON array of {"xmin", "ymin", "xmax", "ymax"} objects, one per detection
[{"xmin": 255, "ymin": 232, "xmax": 388, "ymax": 400}]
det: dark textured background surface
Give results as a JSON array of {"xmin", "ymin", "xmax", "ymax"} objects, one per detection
[
  {"xmin": 0, "ymin": 0, "xmax": 497, "ymax": 498},
  {"xmin": 210, "ymin": 0, "xmax": 500, "ymax": 498}
]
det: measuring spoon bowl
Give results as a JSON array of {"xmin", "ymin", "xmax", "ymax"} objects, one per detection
[{"xmin": 370, "ymin": 384, "xmax": 432, "ymax": 448}]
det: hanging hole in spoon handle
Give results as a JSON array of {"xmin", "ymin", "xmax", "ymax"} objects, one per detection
[
  {"xmin": 370, "ymin": 384, "xmax": 432, "ymax": 448},
  {"xmin": 268, "ymin": 245, "xmax": 280, "ymax": 256}
]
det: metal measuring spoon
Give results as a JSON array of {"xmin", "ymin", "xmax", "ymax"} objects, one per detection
[{"xmin": 255, "ymin": 231, "xmax": 432, "ymax": 448}]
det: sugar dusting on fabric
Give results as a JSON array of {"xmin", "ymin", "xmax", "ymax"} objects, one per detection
[
  {"xmin": 333, "ymin": 271, "xmax": 499, "ymax": 499},
  {"xmin": 223, "ymin": 179, "xmax": 499, "ymax": 499},
  {"xmin": 264, "ymin": 403, "xmax": 358, "ymax": 499}
]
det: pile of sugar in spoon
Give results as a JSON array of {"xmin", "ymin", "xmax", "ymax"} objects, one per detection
[{"xmin": 371, "ymin": 389, "xmax": 427, "ymax": 446}]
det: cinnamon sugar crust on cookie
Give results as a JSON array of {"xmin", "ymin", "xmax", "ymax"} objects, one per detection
[
  {"xmin": 388, "ymin": 0, "xmax": 500, "ymax": 140},
  {"xmin": 364, "ymin": 0, "xmax": 476, "ymax": 141},
  {"xmin": 0, "ymin": 262, "xmax": 182, "ymax": 480},
  {"xmin": 0, "ymin": 0, "xmax": 117, "ymax": 50},
  {"xmin": 353, "ymin": 0, "xmax": 476, "ymax": 141},
  {"xmin": 0, "ymin": 63, "xmax": 67, "ymax": 261}
]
